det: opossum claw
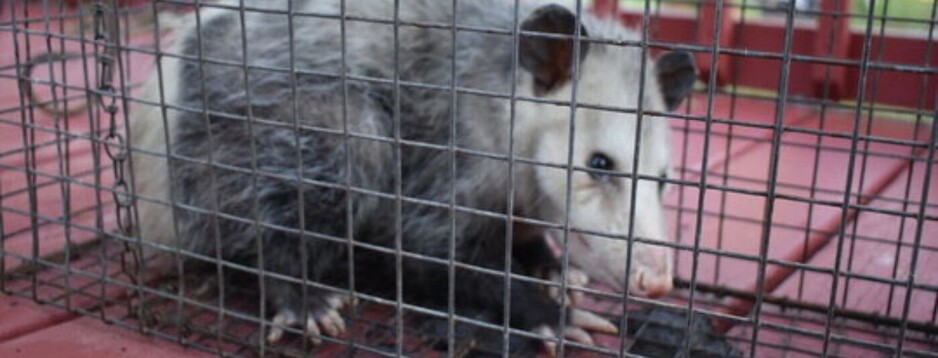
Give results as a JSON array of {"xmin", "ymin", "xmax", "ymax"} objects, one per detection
[
  {"xmin": 267, "ymin": 293, "xmax": 349, "ymax": 345},
  {"xmin": 318, "ymin": 309, "xmax": 347, "ymax": 337},
  {"xmin": 331, "ymin": 310, "xmax": 347, "ymax": 333},
  {"xmin": 266, "ymin": 310, "xmax": 299, "ymax": 344},
  {"xmin": 306, "ymin": 295, "xmax": 350, "ymax": 344},
  {"xmin": 548, "ymin": 267, "xmax": 589, "ymax": 306},
  {"xmin": 532, "ymin": 325, "xmax": 594, "ymax": 356},
  {"xmin": 325, "ymin": 295, "xmax": 344, "ymax": 309},
  {"xmin": 533, "ymin": 326, "xmax": 558, "ymax": 357},
  {"xmin": 305, "ymin": 316, "xmax": 323, "ymax": 345},
  {"xmin": 564, "ymin": 326, "xmax": 594, "ymax": 346},
  {"xmin": 568, "ymin": 268, "xmax": 589, "ymax": 287},
  {"xmin": 326, "ymin": 294, "xmax": 355, "ymax": 310},
  {"xmin": 569, "ymin": 308, "xmax": 618, "ymax": 334},
  {"xmin": 529, "ymin": 306, "xmax": 616, "ymax": 354}
]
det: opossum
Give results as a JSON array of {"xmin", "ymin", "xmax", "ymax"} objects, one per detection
[{"xmin": 128, "ymin": 0, "xmax": 696, "ymax": 352}]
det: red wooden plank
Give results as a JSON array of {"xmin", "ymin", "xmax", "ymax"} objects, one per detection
[
  {"xmin": 0, "ymin": 295, "xmax": 77, "ymax": 343},
  {"xmin": 812, "ymin": 0, "xmax": 852, "ymax": 100},
  {"xmin": 725, "ymin": 23, "xmax": 821, "ymax": 96},
  {"xmin": 771, "ymin": 159, "xmax": 938, "ymax": 322},
  {"xmin": 0, "ymin": 315, "xmax": 212, "ymax": 358},
  {"xmin": 615, "ymin": 9, "xmax": 701, "ymax": 47},
  {"xmin": 2, "ymin": 247, "xmax": 138, "ymax": 315},
  {"xmin": 1, "ymin": 151, "xmax": 116, "ymax": 273},
  {"xmin": 787, "ymin": 105, "xmax": 933, "ymax": 144},
  {"xmin": 726, "ymin": 308, "xmax": 937, "ymax": 357},
  {"xmin": 2, "ymin": 140, "xmax": 105, "ymax": 230},
  {"xmin": 845, "ymin": 34, "xmax": 938, "ymax": 111},
  {"xmin": 695, "ymin": 0, "xmax": 736, "ymax": 87},
  {"xmin": 668, "ymin": 92, "xmax": 818, "ymax": 178},
  {"xmin": 669, "ymin": 121, "xmax": 913, "ymax": 298}
]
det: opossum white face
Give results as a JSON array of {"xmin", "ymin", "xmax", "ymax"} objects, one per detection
[{"xmin": 517, "ymin": 5, "xmax": 696, "ymax": 297}]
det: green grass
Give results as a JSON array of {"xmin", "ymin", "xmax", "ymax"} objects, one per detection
[
  {"xmin": 612, "ymin": 0, "xmax": 937, "ymax": 30},
  {"xmin": 858, "ymin": 0, "xmax": 936, "ymax": 20},
  {"xmin": 851, "ymin": 0, "xmax": 937, "ymax": 30}
]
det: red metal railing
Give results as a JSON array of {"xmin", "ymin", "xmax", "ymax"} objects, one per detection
[{"xmin": 594, "ymin": 0, "xmax": 937, "ymax": 111}]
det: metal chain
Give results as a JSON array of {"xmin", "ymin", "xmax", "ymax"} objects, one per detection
[{"xmin": 91, "ymin": 2, "xmax": 143, "ymax": 297}]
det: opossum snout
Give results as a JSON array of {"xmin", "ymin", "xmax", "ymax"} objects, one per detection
[
  {"xmin": 629, "ymin": 246, "xmax": 673, "ymax": 298},
  {"xmin": 562, "ymin": 231, "xmax": 674, "ymax": 298}
]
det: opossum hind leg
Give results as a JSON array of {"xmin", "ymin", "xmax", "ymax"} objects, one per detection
[{"xmin": 265, "ymin": 282, "xmax": 354, "ymax": 345}]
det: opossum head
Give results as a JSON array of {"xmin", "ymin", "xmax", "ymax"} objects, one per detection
[{"xmin": 516, "ymin": 4, "xmax": 696, "ymax": 297}]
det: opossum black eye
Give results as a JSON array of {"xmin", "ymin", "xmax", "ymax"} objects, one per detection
[
  {"xmin": 587, "ymin": 152, "xmax": 614, "ymax": 178},
  {"xmin": 658, "ymin": 171, "xmax": 668, "ymax": 196}
]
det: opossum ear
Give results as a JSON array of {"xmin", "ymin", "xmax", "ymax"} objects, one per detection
[
  {"xmin": 519, "ymin": 4, "xmax": 590, "ymax": 97},
  {"xmin": 655, "ymin": 51, "xmax": 697, "ymax": 111}
]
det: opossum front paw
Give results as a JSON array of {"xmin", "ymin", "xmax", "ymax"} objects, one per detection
[
  {"xmin": 266, "ymin": 293, "xmax": 353, "ymax": 345},
  {"xmin": 533, "ymin": 308, "xmax": 617, "ymax": 356},
  {"xmin": 546, "ymin": 266, "xmax": 589, "ymax": 306}
]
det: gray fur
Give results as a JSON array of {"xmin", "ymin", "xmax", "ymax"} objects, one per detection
[
  {"xmin": 130, "ymin": 0, "xmax": 695, "ymax": 343},
  {"xmin": 171, "ymin": 0, "xmax": 522, "ymax": 275}
]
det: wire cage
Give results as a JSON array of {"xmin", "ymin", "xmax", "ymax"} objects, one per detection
[{"xmin": 1, "ymin": 0, "xmax": 936, "ymax": 357}]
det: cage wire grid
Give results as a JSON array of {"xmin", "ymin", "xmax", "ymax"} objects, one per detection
[{"xmin": 1, "ymin": 0, "xmax": 937, "ymax": 357}]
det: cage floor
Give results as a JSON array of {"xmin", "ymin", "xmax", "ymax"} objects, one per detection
[
  {"xmin": 2, "ymin": 3, "xmax": 937, "ymax": 357},
  {"xmin": 3, "ymin": 94, "xmax": 936, "ymax": 356}
]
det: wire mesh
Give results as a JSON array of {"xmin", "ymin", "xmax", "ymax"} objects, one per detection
[{"xmin": 1, "ymin": 0, "xmax": 936, "ymax": 357}]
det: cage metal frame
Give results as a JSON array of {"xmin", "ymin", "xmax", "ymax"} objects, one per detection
[{"xmin": 1, "ymin": 0, "xmax": 937, "ymax": 357}]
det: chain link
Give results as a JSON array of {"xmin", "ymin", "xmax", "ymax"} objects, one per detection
[{"xmin": 91, "ymin": 2, "xmax": 143, "ymax": 297}]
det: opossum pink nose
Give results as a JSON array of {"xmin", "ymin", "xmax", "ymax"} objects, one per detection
[
  {"xmin": 633, "ymin": 247, "xmax": 673, "ymax": 297},
  {"xmin": 635, "ymin": 270, "xmax": 673, "ymax": 298}
]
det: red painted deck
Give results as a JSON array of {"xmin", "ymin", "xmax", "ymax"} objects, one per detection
[{"xmin": 2, "ymin": 2, "xmax": 936, "ymax": 357}]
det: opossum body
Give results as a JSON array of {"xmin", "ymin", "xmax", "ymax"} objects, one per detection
[{"xmin": 129, "ymin": 0, "xmax": 696, "ymax": 351}]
